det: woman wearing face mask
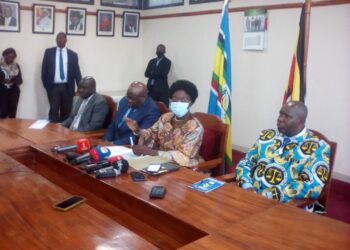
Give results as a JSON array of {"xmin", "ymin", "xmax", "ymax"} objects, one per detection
[
  {"xmin": 125, "ymin": 80, "xmax": 203, "ymax": 167},
  {"xmin": 0, "ymin": 48, "xmax": 23, "ymax": 118}
]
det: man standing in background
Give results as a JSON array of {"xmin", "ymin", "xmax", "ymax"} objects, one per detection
[
  {"xmin": 145, "ymin": 44, "xmax": 171, "ymax": 107},
  {"xmin": 41, "ymin": 32, "xmax": 81, "ymax": 122}
]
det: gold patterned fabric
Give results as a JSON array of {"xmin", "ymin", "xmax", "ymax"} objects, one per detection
[{"xmin": 139, "ymin": 112, "xmax": 203, "ymax": 167}]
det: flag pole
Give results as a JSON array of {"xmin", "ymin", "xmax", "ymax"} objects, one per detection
[{"xmin": 303, "ymin": 0, "xmax": 312, "ymax": 88}]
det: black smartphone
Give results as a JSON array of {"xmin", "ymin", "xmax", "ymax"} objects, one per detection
[
  {"xmin": 53, "ymin": 195, "xmax": 86, "ymax": 212},
  {"xmin": 130, "ymin": 171, "xmax": 145, "ymax": 182},
  {"xmin": 149, "ymin": 186, "xmax": 166, "ymax": 199}
]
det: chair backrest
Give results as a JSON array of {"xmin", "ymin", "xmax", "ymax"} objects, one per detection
[
  {"xmin": 193, "ymin": 112, "xmax": 228, "ymax": 176},
  {"xmin": 156, "ymin": 101, "xmax": 169, "ymax": 115},
  {"xmin": 102, "ymin": 94, "xmax": 117, "ymax": 128},
  {"xmin": 310, "ymin": 129, "xmax": 337, "ymax": 209}
]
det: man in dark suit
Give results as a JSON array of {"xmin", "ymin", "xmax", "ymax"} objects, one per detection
[
  {"xmin": 61, "ymin": 76, "xmax": 108, "ymax": 132},
  {"xmin": 69, "ymin": 11, "xmax": 83, "ymax": 31},
  {"xmin": 41, "ymin": 32, "xmax": 82, "ymax": 122},
  {"xmin": 145, "ymin": 44, "xmax": 171, "ymax": 107},
  {"xmin": 3, "ymin": 5, "xmax": 16, "ymax": 26},
  {"xmin": 103, "ymin": 82, "xmax": 160, "ymax": 145}
]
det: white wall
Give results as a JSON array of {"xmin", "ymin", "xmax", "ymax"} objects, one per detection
[
  {"xmin": 0, "ymin": 0, "xmax": 349, "ymax": 181},
  {"xmin": 0, "ymin": 0, "xmax": 145, "ymax": 119}
]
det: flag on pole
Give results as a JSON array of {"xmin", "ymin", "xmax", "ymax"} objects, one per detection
[
  {"xmin": 283, "ymin": 4, "xmax": 306, "ymax": 104},
  {"xmin": 208, "ymin": 0, "xmax": 232, "ymax": 172}
]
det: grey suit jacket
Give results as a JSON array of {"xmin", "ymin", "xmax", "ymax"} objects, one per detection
[{"xmin": 62, "ymin": 93, "xmax": 108, "ymax": 132}]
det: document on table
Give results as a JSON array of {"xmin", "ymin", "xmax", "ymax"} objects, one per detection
[
  {"xmin": 29, "ymin": 120, "xmax": 49, "ymax": 129},
  {"xmin": 105, "ymin": 146, "xmax": 169, "ymax": 170},
  {"xmin": 189, "ymin": 178, "xmax": 225, "ymax": 193}
]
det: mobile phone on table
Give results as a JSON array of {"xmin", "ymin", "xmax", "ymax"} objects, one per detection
[
  {"xmin": 53, "ymin": 195, "xmax": 86, "ymax": 212},
  {"xmin": 130, "ymin": 171, "xmax": 145, "ymax": 182},
  {"xmin": 149, "ymin": 186, "xmax": 166, "ymax": 199}
]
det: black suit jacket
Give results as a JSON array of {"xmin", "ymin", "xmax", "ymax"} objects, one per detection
[
  {"xmin": 41, "ymin": 47, "xmax": 82, "ymax": 96},
  {"xmin": 145, "ymin": 56, "xmax": 171, "ymax": 93}
]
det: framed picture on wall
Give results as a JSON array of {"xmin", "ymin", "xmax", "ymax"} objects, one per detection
[
  {"xmin": 0, "ymin": 0, "xmax": 20, "ymax": 32},
  {"xmin": 43, "ymin": 0, "xmax": 94, "ymax": 5},
  {"xmin": 33, "ymin": 4, "xmax": 55, "ymax": 34},
  {"xmin": 66, "ymin": 7, "xmax": 86, "ymax": 36},
  {"xmin": 96, "ymin": 10, "xmax": 115, "ymax": 37},
  {"xmin": 101, "ymin": 0, "xmax": 141, "ymax": 10},
  {"xmin": 189, "ymin": 0, "xmax": 222, "ymax": 4},
  {"xmin": 122, "ymin": 11, "xmax": 139, "ymax": 38},
  {"xmin": 144, "ymin": 0, "xmax": 183, "ymax": 9}
]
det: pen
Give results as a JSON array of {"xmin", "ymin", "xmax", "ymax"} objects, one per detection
[{"xmin": 130, "ymin": 136, "xmax": 134, "ymax": 146}]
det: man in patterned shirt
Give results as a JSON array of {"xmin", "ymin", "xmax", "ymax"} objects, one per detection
[{"xmin": 235, "ymin": 101, "xmax": 330, "ymax": 206}]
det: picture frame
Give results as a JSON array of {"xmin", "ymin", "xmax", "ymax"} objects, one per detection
[
  {"xmin": 189, "ymin": 0, "xmax": 222, "ymax": 4},
  {"xmin": 66, "ymin": 7, "xmax": 86, "ymax": 36},
  {"xmin": 143, "ymin": 0, "xmax": 183, "ymax": 9},
  {"xmin": 122, "ymin": 11, "xmax": 139, "ymax": 38},
  {"xmin": 0, "ymin": 0, "xmax": 20, "ymax": 32},
  {"xmin": 96, "ymin": 10, "xmax": 115, "ymax": 37},
  {"xmin": 43, "ymin": 0, "xmax": 94, "ymax": 5},
  {"xmin": 33, "ymin": 4, "xmax": 55, "ymax": 34},
  {"xmin": 100, "ymin": 0, "xmax": 141, "ymax": 10}
]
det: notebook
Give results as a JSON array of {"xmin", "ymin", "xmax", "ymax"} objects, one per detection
[
  {"xmin": 141, "ymin": 162, "xmax": 180, "ymax": 176},
  {"xmin": 189, "ymin": 178, "xmax": 225, "ymax": 193}
]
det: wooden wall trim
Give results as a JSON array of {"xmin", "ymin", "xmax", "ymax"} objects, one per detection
[
  {"xmin": 142, "ymin": 0, "xmax": 350, "ymax": 20},
  {"xmin": 20, "ymin": 0, "xmax": 350, "ymax": 20}
]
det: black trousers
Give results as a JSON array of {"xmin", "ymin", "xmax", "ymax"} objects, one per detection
[
  {"xmin": 0, "ymin": 87, "xmax": 20, "ymax": 118},
  {"xmin": 148, "ymin": 84, "xmax": 169, "ymax": 107},
  {"xmin": 47, "ymin": 84, "xmax": 73, "ymax": 123}
]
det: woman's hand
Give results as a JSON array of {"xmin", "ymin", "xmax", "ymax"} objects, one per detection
[
  {"xmin": 125, "ymin": 117, "xmax": 139, "ymax": 134},
  {"xmin": 132, "ymin": 145, "xmax": 158, "ymax": 156}
]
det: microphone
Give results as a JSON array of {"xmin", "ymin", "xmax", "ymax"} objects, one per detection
[
  {"xmin": 51, "ymin": 138, "xmax": 90, "ymax": 153},
  {"xmin": 113, "ymin": 159, "xmax": 129, "ymax": 173},
  {"xmin": 89, "ymin": 146, "xmax": 111, "ymax": 162},
  {"xmin": 95, "ymin": 159, "xmax": 129, "ymax": 179},
  {"xmin": 69, "ymin": 152, "xmax": 91, "ymax": 165},
  {"xmin": 83, "ymin": 155, "xmax": 124, "ymax": 173}
]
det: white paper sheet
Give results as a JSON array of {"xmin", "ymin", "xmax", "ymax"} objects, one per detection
[{"xmin": 29, "ymin": 120, "xmax": 49, "ymax": 129}]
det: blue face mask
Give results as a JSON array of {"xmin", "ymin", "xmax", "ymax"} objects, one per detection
[{"xmin": 170, "ymin": 102, "xmax": 189, "ymax": 118}]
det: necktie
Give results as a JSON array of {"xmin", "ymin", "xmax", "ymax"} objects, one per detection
[
  {"xmin": 59, "ymin": 48, "xmax": 64, "ymax": 81},
  {"xmin": 70, "ymin": 99, "xmax": 88, "ymax": 130},
  {"xmin": 118, "ymin": 108, "xmax": 133, "ymax": 128}
]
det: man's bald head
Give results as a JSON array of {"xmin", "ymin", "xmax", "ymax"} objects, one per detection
[
  {"xmin": 277, "ymin": 101, "xmax": 308, "ymax": 136},
  {"xmin": 126, "ymin": 81, "xmax": 148, "ymax": 108},
  {"xmin": 78, "ymin": 76, "xmax": 96, "ymax": 99},
  {"xmin": 287, "ymin": 101, "xmax": 308, "ymax": 123}
]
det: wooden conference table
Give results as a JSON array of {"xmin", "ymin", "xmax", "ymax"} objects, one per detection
[{"xmin": 0, "ymin": 119, "xmax": 349, "ymax": 249}]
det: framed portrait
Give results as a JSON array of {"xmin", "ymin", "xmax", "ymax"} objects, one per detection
[
  {"xmin": 0, "ymin": 0, "xmax": 20, "ymax": 32},
  {"xmin": 33, "ymin": 4, "xmax": 55, "ymax": 34},
  {"xmin": 143, "ymin": 0, "xmax": 183, "ymax": 9},
  {"xmin": 66, "ymin": 7, "xmax": 86, "ymax": 36},
  {"xmin": 43, "ymin": 0, "xmax": 94, "ymax": 5},
  {"xmin": 96, "ymin": 10, "xmax": 115, "ymax": 37},
  {"xmin": 189, "ymin": 0, "xmax": 222, "ymax": 4},
  {"xmin": 101, "ymin": 0, "xmax": 141, "ymax": 10},
  {"xmin": 122, "ymin": 11, "xmax": 139, "ymax": 38}
]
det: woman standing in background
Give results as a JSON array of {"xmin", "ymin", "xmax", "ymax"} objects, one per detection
[{"xmin": 0, "ymin": 48, "xmax": 22, "ymax": 118}]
